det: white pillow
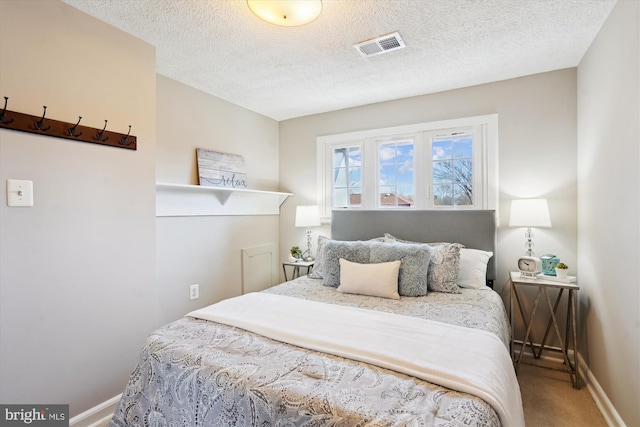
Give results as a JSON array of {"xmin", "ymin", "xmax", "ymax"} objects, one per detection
[
  {"xmin": 337, "ymin": 258, "xmax": 401, "ymax": 299},
  {"xmin": 457, "ymin": 248, "xmax": 493, "ymax": 289}
]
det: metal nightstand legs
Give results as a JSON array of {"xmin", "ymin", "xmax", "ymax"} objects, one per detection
[{"xmin": 511, "ymin": 280, "xmax": 580, "ymax": 389}]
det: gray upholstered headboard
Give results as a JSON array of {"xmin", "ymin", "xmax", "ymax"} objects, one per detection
[{"xmin": 331, "ymin": 210, "xmax": 497, "ymax": 286}]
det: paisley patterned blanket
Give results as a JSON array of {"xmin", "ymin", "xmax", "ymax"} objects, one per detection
[{"xmin": 111, "ymin": 277, "xmax": 515, "ymax": 427}]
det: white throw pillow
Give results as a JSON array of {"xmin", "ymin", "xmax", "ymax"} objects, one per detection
[
  {"xmin": 457, "ymin": 248, "xmax": 493, "ymax": 289},
  {"xmin": 337, "ymin": 258, "xmax": 401, "ymax": 299}
]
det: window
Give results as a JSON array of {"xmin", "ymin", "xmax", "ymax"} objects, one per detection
[
  {"xmin": 378, "ymin": 139, "xmax": 414, "ymax": 208},
  {"xmin": 332, "ymin": 145, "xmax": 362, "ymax": 208},
  {"xmin": 317, "ymin": 114, "xmax": 498, "ymax": 219},
  {"xmin": 432, "ymin": 133, "xmax": 473, "ymax": 207}
]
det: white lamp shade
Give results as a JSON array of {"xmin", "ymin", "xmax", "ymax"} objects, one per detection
[
  {"xmin": 247, "ymin": 0, "xmax": 322, "ymax": 27},
  {"xmin": 509, "ymin": 199, "xmax": 552, "ymax": 228},
  {"xmin": 295, "ymin": 205, "xmax": 321, "ymax": 227}
]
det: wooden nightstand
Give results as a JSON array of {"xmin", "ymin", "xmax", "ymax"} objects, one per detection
[
  {"xmin": 509, "ymin": 271, "xmax": 580, "ymax": 389},
  {"xmin": 282, "ymin": 260, "xmax": 314, "ymax": 281}
]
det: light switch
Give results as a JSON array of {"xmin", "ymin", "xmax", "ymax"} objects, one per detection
[{"xmin": 7, "ymin": 179, "xmax": 34, "ymax": 207}]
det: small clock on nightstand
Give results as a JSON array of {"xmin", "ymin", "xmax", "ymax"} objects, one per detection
[{"xmin": 517, "ymin": 256, "xmax": 542, "ymax": 278}]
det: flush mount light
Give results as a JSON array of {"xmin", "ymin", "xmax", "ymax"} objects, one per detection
[{"xmin": 247, "ymin": 0, "xmax": 322, "ymax": 27}]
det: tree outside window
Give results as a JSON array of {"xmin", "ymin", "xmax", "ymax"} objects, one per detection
[{"xmin": 432, "ymin": 134, "xmax": 473, "ymax": 207}]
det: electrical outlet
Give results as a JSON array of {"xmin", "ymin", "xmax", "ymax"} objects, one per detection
[{"xmin": 190, "ymin": 284, "xmax": 199, "ymax": 300}]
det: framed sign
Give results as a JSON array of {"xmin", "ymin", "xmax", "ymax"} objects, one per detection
[{"xmin": 197, "ymin": 148, "xmax": 248, "ymax": 189}]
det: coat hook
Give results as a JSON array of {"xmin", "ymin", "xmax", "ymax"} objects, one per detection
[
  {"xmin": 120, "ymin": 125, "xmax": 133, "ymax": 146},
  {"xmin": 67, "ymin": 116, "xmax": 83, "ymax": 137},
  {"xmin": 0, "ymin": 97, "xmax": 13, "ymax": 124},
  {"xmin": 94, "ymin": 119, "xmax": 109, "ymax": 141},
  {"xmin": 34, "ymin": 106, "xmax": 51, "ymax": 131}
]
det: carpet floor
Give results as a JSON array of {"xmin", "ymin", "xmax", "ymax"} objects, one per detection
[{"xmin": 518, "ymin": 363, "xmax": 607, "ymax": 426}]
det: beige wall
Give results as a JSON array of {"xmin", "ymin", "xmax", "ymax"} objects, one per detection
[
  {"xmin": 155, "ymin": 75, "xmax": 282, "ymax": 326},
  {"xmin": 279, "ymin": 69, "xmax": 578, "ymax": 292},
  {"xmin": 1, "ymin": 0, "xmax": 634, "ymax": 423},
  {"xmin": 0, "ymin": 3, "xmax": 283, "ymax": 414},
  {"xmin": 577, "ymin": 1, "xmax": 639, "ymax": 425},
  {"xmin": 0, "ymin": 0, "xmax": 156, "ymax": 416},
  {"xmin": 156, "ymin": 75, "xmax": 280, "ymax": 190}
]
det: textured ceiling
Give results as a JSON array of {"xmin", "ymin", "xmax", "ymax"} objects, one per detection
[{"xmin": 62, "ymin": 0, "xmax": 616, "ymax": 121}]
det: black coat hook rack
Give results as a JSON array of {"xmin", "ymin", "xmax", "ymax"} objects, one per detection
[{"xmin": 0, "ymin": 97, "xmax": 137, "ymax": 150}]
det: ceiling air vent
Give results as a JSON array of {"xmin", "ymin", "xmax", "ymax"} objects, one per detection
[{"xmin": 354, "ymin": 32, "xmax": 405, "ymax": 57}]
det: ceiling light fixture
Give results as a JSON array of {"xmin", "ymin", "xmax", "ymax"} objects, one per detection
[{"xmin": 247, "ymin": 0, "xmax": 322, "ymax": 27}]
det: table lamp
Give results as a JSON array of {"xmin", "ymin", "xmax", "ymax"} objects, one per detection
[
  {"xmin": 509, "ymin": 198, "xmax": 551, "ymax": 256},
  {"xmin": 295, "ymin": 205, "xmax": 321, "ymax": 260}
]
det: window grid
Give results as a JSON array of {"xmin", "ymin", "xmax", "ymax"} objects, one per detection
[
  {"xmin": 432, "ymin": 133, "xmax": 474, "ymax": 207},
  {"xmin": 378, "ymin": 140, "xmax": 415, "ymax": 208},
  {"xmin": 316, "ymin": 114, "xmax": 498, "ymax": 219},
  {"xmin": 332, "ymin": 145, "xmax": 362, "ymax": 208}
]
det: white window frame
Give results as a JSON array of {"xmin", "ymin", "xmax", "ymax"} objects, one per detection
[
  {"xmin": 424, "ymin": 125, "xmax": 483, "ymax": 209},
  {"xmin": 330, "ymin": 142, "xmax": 364, "ymax": 209},
  {"xmin": 375, "ymin": 135, "xmax": 419, "ymax": 209},
  {"xmin": 316, "ymin": 114, "xmax": 498, "ymax": 221}
]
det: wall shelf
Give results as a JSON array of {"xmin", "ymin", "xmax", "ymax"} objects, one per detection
[{"xmin": 156, "ymin": 182, "xmax": 292, "ymax": 217}]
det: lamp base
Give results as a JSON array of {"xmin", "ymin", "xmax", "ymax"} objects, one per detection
[
  {"xmin": 305, "ymin": 228, "xmax": 313, "ymax": 259},
  {"xmin": 524, "ymin": 227, "xmax": 535, "ymax": 256}
]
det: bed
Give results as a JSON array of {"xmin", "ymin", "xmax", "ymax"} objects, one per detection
[{"xmin": 110, "ymin": 210, "xmax": 524, "ymax": 427}]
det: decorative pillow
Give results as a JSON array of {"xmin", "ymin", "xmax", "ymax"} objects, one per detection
[
  {"xmin": 308, "ymin": 235, "xmax": 328, "ymax": 279},
  {"xmin": 322, "ymin": 240, "xmax": 371, "ymax": 287},
  {"xmin": 337, "ymin": 259, "xmax": 401, "ymax": 299},
  {"xmin": 458, "ymin": 248, "xmax": 493, "ymax": 289},
  {"xmin": 384, "ymin": 233, "xmax": 463, "ymax": 294},
  {"xmin": 311, "ymin": 236, "xmax": 385, "ymax": 280},
  {"xmin": 369, "ymin": 241, "xmax": 431, "ymax": 297},
  {"xmin": 383, "ymin": 233, "xmax": 448, "ymax": 247},
  {"xmin": 426, "ymin": 243, "xmax": 463, "ymax": 293}
]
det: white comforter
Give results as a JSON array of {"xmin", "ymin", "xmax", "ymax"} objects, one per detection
[{"xmin": 188, "ymin": 292, "xmax": 524, "ymax": 427}]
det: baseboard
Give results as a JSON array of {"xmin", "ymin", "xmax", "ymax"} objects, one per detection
[
  {"xmin": 69, "ymin": 394, "xmax": 121, "ymax": 427},
  {"xmin": 577, "ymin": 354, "xmax": 627, "ymax": 427}
]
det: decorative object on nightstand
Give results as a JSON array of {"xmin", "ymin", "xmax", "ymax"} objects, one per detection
[
  {"xmin": 289, "ymin": 246, "xmax": 303, "ymax": 262},
  {"xmin": 295, "ymin": 205, "xmax": 320, "ymax": 261},
  {"xmin": 555, "ymin": 262, "xmax": 569, "ymax": 279},
  {"xmin": 517, "ymin": 256, "xmax": 542, "ymax": 279},
  {"xmin": 540, "ymin": 254, "xmax": 560, "ymax": 276},
  {"xmin": 509, "ymin": 198, "xmax": 552, "ymax": 256}
]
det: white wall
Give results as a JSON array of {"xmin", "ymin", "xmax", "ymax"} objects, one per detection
[
  {"xmin": 155, "ymin": 75, "xmax": 282, "ymax": 326},
  {"xmin": 0, "ymin": 0, "xmax": 156, "ymax": 416},
  {"xmin": 279, "ymin": 69, "xmax": 578, "ymax": 293},
  {"xmin": 577, "ymin": 1, "xmax": 639, "ymax": 425}
]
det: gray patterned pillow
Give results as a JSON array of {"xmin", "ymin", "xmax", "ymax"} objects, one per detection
[
  {"xmin": 369, "ymin": 241, "xmax": 431, "ymax": 297},
  {"xmin": 311, "ymin": 236, "xmax": 385, "ymax": 279},
  {"xmin": 308, "ymin": 235, "xmax": 328, "ymax": 279},
  {"xmin": 427, "ymin": 243, "xmax": 463, "ymax": 293},
  {"xmin": 321, "ymin": 240, "xmax": 371, "ymax": 287},
  {"xmin": 384, "ymin": 233, "xmax": 463, "ymax": 294}
]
